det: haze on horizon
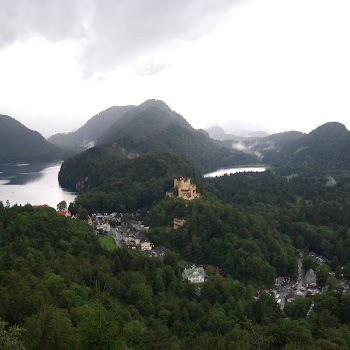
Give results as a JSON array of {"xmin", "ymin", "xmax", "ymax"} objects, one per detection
[{"xmin": 1, "ymin": 0, "xmax": 350, "ymax": 137}]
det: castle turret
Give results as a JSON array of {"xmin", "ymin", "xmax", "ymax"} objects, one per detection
[{"xmin": 171, "ymin": 177, "xmax": 199, "ymax": 200}]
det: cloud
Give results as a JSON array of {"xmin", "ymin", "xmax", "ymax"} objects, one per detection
[
  {"xmin": 1, "ymin": 0, "xmax": 237, "ymax": 73},
  {"xmin": 82, "ymin": 0, "xmax": 237, "ymax": 72},
  {"xmin": 137, "ymin": 62, "xmax": 170, "ymax": 76},
  {"xmin": 0, "ymin": 0, "xmax": 92, "ymax": 46}
]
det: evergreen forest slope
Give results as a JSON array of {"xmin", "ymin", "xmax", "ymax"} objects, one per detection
[
  {"xmin": 50, "ymin": 99, "xmax": 257, "ymax": 171},
  {"xmin": 0, "ymin": 114, "xmax": 66, "ymax": 162},
  {"xmin": 2, "ymin": 181, "xmax": 350, "ymax": 349},
  {"xmin": 47, "ymin": 105, "xmax": 135, "ymax": 152},
  {"xmin": 225, "ymin": 122, "xmax": 350, "ymax": 174},
  {"xmin": 263, "ymin": 122, "xmax": 350, "ymax": 172},
  {"xmin": 59, "ymin": 148, "xmax": 202, "ymax": 212},
  {"xmin": 96, "ymin": 99, "xmax": 257, "ymax": 172}
]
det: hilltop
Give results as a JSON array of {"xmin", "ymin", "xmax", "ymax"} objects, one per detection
[
  {"xmin": 57, "ymin": 100, "xmax": 257, "ymax": 173},
  {"xmin": 262, "ymin": 122, "xmax": 350, "ymax": 172},
  {"xmin": 0, "ymin": 114, "xmax": 67, "ymax": 162}
]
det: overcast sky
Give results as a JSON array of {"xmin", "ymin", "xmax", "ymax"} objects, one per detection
[{"xmin": 1, "ymin": 0, "xmax": 350, "ymax": 137}]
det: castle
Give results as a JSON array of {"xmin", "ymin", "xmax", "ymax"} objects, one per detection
[{"xmin": 166, "ymin": 177, "xmax": 200, "ymax": 200}]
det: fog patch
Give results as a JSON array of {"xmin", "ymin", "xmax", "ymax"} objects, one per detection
[
  {"xmin": 82, "ymin": 140, "xmax": 95, "ymax": 149},
  {"xmin": 325, "ymin": 176, "xmax": 337, "ymax": 187},
  {"xmin": 232, "ymin": 141, "xmax": 262, "ymax": 159},
  {"xmin": 294, "ymin": 146, "xmax": 308, "ymax": 154}
]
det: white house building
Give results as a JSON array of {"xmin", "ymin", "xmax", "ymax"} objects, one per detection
[{"xmin": 182, "ymin": 266, "xmax": 206, "ymax": 283}]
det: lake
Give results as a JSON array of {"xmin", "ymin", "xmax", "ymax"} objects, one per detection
[
  {"xmin": 204, "ymin": 166, "xmax": 267, "ymax": 178},
  {"xmin": 0, "ymin": 162, "xmax": 76, "ymax": 208}
]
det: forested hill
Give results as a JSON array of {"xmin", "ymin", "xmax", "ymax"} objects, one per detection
[
  {"xmin": 100, "ymin": 99, "xmax": 194, "ymax": 142},
  {"xmin": 263, "ymin": 130, "xmax": 305, "ymax": 148},
  {"xmin": 95, "ymin": 99, "xmax": 256, "ymax": 172},
  {"xmin": 263, "ymin": 122, "xmax": 350, "ymax": 173},
  {"xmin": 47, "ymin": 105, "xmax": 135, "ymax": 152},
  {"xmin": 0, "ymin": 114, "xmax": 66, "ymax": 162},
  {"xmin": 49, "ymin": 99, "xmax": 257, "ymax": 171},
  {"xmin": 227, "ymin": 130, "xmax": 305, "ymax": 160},
  {"xmin": 59, "ymin": 148, "xmax": 203, "ymax": 212}
]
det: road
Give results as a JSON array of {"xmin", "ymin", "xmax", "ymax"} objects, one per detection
[
  {"xmin": 296, "ymin": 253, "xmax": 304, "ymax": 293},
  {"xmin": 275, "ymin": 252, "xmax": 304, "ymax": 310},
  {"xmin": 111, "ymin": 226, "xmax": 124, "ymax": 248}
]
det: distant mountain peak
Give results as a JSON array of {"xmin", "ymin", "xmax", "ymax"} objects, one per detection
[
  {"xmin": 205, "ymin": 125, "xmax": 228, "ymax": 141},
  {"xmin": 48, "ymin": 100, "xmax": 187, "ymax": 153},
  {"xmin": 138, "ymin": 99, "xmax": 172, "ymax": 113},
  {"xmin": 261, "ymin": 121, "xmax": 350, "ymax": 170},
  {"xmin": 309, "ymin": 122, "xmax": 348, "ymax": 138},
  {"xmin": 206, "ymin": 124, "xmax": 269, "ymax": 141}
]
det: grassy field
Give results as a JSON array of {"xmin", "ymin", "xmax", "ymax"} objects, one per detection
[{"xmin": 98, "ymin": 236, "xmax": 117, "ymax": 250}]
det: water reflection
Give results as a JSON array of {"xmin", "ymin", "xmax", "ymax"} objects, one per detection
[
  {"xmin": 0, "ymin": 162, "xmax": 76, "ymax": 207},
  {"xmin": 204, "ymin": 166, "xmax": 267, "ymax": 178},
  {"xmin": 0, "ymin": 163, "xmax": 51, "ymax": 185}
]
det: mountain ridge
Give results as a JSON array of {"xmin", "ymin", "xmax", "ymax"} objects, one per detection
[
  {"xmin": 95, "ymin": 100, "xmax": 257, "ymax": 172},
  {"xmin": 260, "ymin": 122, "xmax": 350, "ymax": 171},
  {"xmin": 0, "ymin": 114, "xmax": 67, "ymax": 162},
  {"xmin": 48, "ymin": 105, "xmax": 135, "ymax": 152}
]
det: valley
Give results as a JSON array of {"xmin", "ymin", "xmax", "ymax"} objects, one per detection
[{"xmin": 1, "ymin": 101, "xmax": 350, "ymax": 349}]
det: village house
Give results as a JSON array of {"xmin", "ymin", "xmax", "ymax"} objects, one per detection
[
  {"xmin": 91, "ymin": 212, "xmax": 114, "ymax": 232},
  {"xmin": 96, "ymin": 223, "xmax": 111, "ymax": 233},
  {"xmin": 139, "ymin": 234, "xmax": 153, "ymax": 251},
  {"xmin": 305, "ymin": 268, "xmax": 317, "ymax": 287},
  {"xmin": 275, "ymin": 276, "xmax": 291, "ymax": 288},
  {"xmin": 173, "ymin": 217, "xmax": 186, "ymax": 230},
  {"xmin": 123, "ymin": 230, "xmax": 153, "ymax": 251},
  {"xmin": 122, "ymin": 230, "xmax": 139, "ymax": 248},
  {"xmin": 149, "ymin": 246, "xmax": 169, "ymax": 258},
  {"xmin": 57, "ymin": 209, "xmax": 71, "ymax": 217},
  {"xmin": 275, "ymin": 277, "xmax": 285, "ymax": 288},
  {"xmin": 131, "ymin": 221, "xmax": 150, "ymax": 231},
  {"xmin": 108, "ymin": 213, "xmax": 124, "ymax": 227},
  {"xmin": 182, "ymin": 266, "xmax": 206, "ymax": 283}
]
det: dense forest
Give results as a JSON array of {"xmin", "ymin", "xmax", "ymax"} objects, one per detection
[
  {"xmin": 59, "ymin": 149, "xmax": 203, "ymax": 213},
  {"xmin": 145, "ymin": 196, "xmax": 297, "ymax": 286},
  {"xmin": 1, "ymin": 202, "xmax": 350, "ymax": 349},
  {"xmin": 205, "ymin": 170, "xmax": 350, "ymax": 271}
]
